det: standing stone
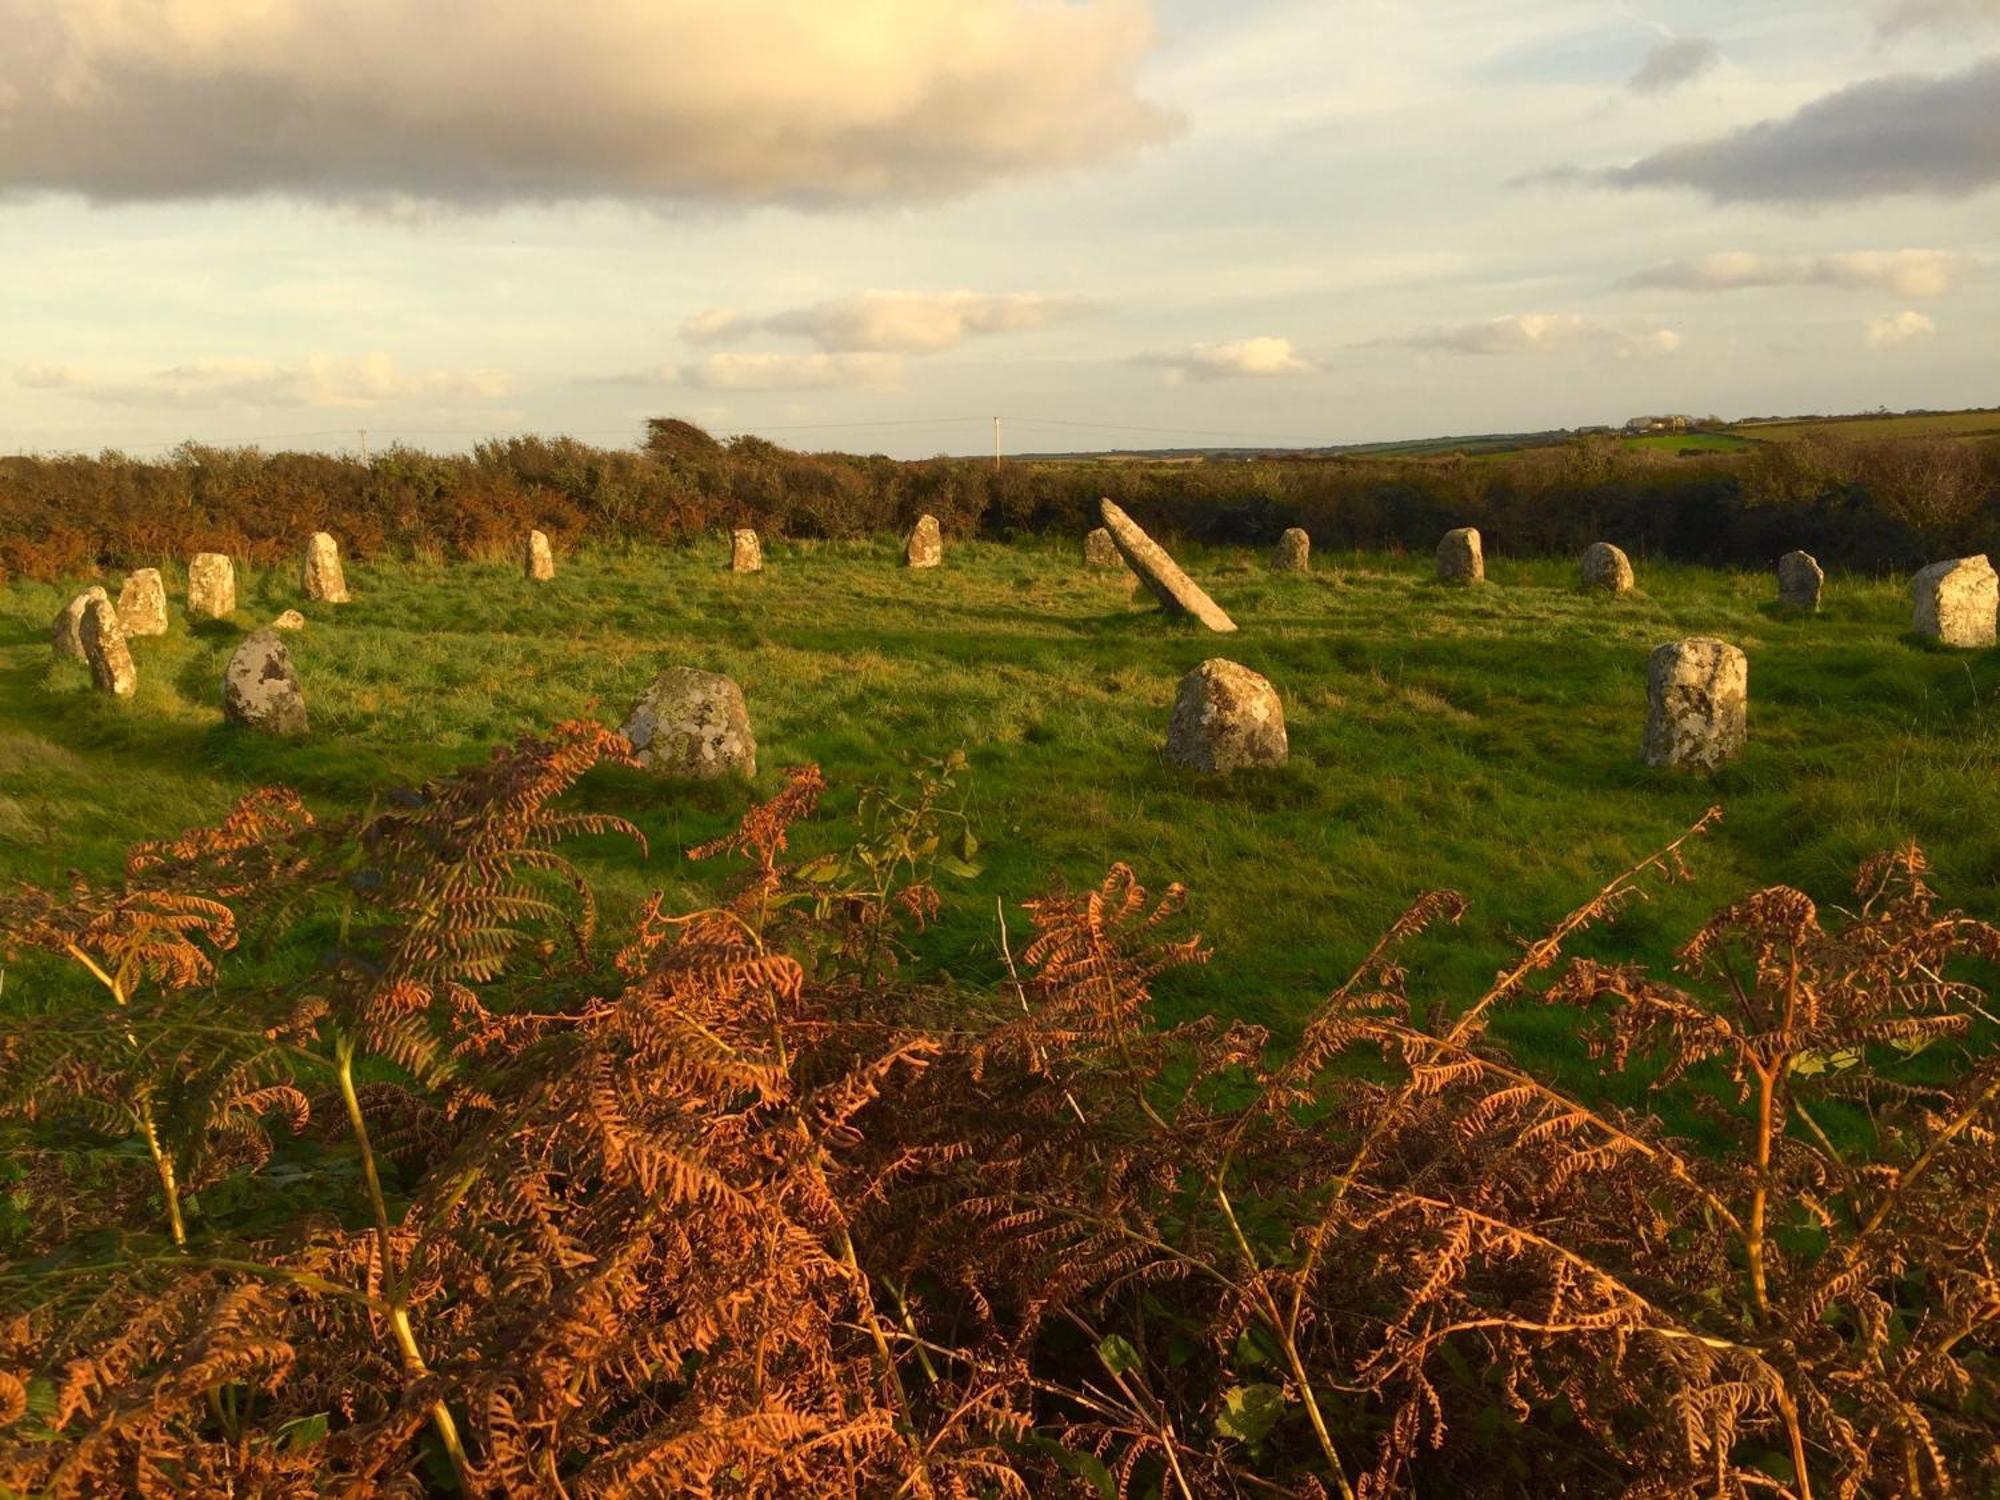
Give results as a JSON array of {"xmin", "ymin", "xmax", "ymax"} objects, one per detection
[
  {"xmin": 621, "ymin": 668, "xmax": 756, "ymax": 779},
  {"xmin": 222, "ymin": 629, "xmax": 308, "ymax": 736},
  {"xmin": 303, "ymin": 532, "xmax": 350, "ymax": 603},
  {"xmin": 1436, "ymin": 528, "xmax": 1485, "ymax": 585},
  {"xmin": 116, "ymin": 568, "xmax": 168, "ymax": 636},
  {"xmin": 1643, "ymin": 638, "xmax": 1747, "ymax": 771},
  {"xmin": 53, "ymin": 586, "xmax": 110, "ymax": 661},
  {"xmin": 78, "ymin": 597, "xmax": 137, "ymax": 699},
  {"xmin": 526, "ymin": 530, "xmax": 556, "ymax": 582},
  {"xmin": 730, "ymin": 529, "xmax": 763, "ymax": 574},
  {"xmin": 1580, "ymin": 542, "xmax": 1635, "ymax": 594},
  {"xmin": 1271, "ymin": 528, "xmax": 1310, "ymax": 573},
  {"xmin": 1912, "ymin": 556, "xmax": 1998, "ymax": 648},
  {"xmin": 187, "ymin": 553, "xmax": 237, "ymax": 619},
  {"xmin": 1164, "ymin": 659, "xmax": 1288, "ymax": 773},
  {"xmin": 1098, "ymin": 499, "xmax": 1238, "ymax": 634},
  {"xmin": 905, "ymin": 514, "xmax": 943, "ymax": 569},
  {"xmin": 1776, "ymin": 551, "xmax": 1823, "ymax": 612},
  {"xmin": 272, "ymin": 610, "xmax": 306, "ymax": 631},
  {"xmin": 1083, "ymin": 528, "xmax": 1126, "ymax": 570}
]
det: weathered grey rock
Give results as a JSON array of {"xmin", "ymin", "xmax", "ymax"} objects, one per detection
[
  {"xmin": 1776, "ymin": 551, "xmax": 1823, "ymax": 612},
  {"xmin": 187, "ymin": 553, "xmax": 236, "ymax": 619},
  {"xmin": 1083, "ymin": 527, "xmax": 1126, "ymax": 570},
  {"xmin": 905, "ymin": 514, "xmax": 942, "ymax": 568},
  {"xmin": 1098, "ymin": 499, "xmax": 1237, "ymax": 633},
  {"xmin": 222, "ymin": 629, "xmax": 307, "ymax": 735},
  {"xmin": 1437, "ymin": 528, "xmax": 1484, "ymax": 585},
  {"xmin": 272, "ymin": 609, "xmax": 306, "ymax": 631},
  {"xmin": 1271, "ymin": 528, "xmax": 1310, "ymax": 573},
  {"xmin": 1911, "ymin": 556, "xmax": 1997, "ymax": 648},
  {"xmin": 622, "ymin": 668, "xmax": 756, "ymax": 779},
  {"xmin": 1164, "ymin": 659, "xmax": 1287, "ymax": 772},
  {"xmin": 1580, "ymin": 542, "xmax": 1634, "ymax": 594},
  {"xmin": 730, "ymin": 529, "xmax": 763, "ymax": 573},
  {"xmin": 53, "ymin": 586, "xmax": 110, "ymax": 661},
  {"xmin": 303, "ymin": 532, "xmax": 350, "ymax": 603},
  {"xmin": 116, "ymin": 568, "xmax": 168, "ymax": 636},
  {"xmin": 1643, "ymin": 638, "xmax": 1746, "ymax": 771},
  {"xmin": 525, "ymin": 530, "xmax": 556, "ymax": 582},
  {"xmin": 79, "ymin": 597, "xmax": 137, "ymax": 698}
]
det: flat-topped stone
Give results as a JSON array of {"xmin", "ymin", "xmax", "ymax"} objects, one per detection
[
  {"xmin": 223, "ymin": 629, "xmax": 307, "ymax": 735},
  {"xmin": 1271, "ymin": 528, "xmax": 1310, "ymax": 573},
  {"xmin": 303, "ymin": 532, "xmax": 349, "ymax": 603},
  {"xmin": 730, "ymin": 529, "xmax": 763, "ymax": 574},
  {"xmin": 1643, "ymin": 637, "xmax": 1746, "ymax": 771},
  {"xmin": 1777, "ymin": 551, "xmax": 1823, "ymax": 612},
  {"xmin": 525, "ymin": 530, "xmax": 555, "ymax": 581},
  {"xmin": 1164, "ymin": 659, "xmax": 1287, "ymax": 772},
  {"xmin": 905, "ymin": 514, "xmax": 942, "ymax": 568},
  {"xmin": 79, "ymin": 597, "xmax": 137, "ymax": 698},
  {"xmin": 622, "ymin": 667, "xmax": 756, "ymax": 780},
  {"xmin": 1437, "ymin": 528, "xmax": 1484, "ymax": 585},
  {"xmin": 117, "ymin": 569, "xmax": 168, "ymax": 636},
  {"xmin": 187, "ymin": 553, "xmax": 236, "ymax": 619},
  {"xmin": 1098, "ymin": 499, "xmax": 1237, "ymax": 634},
  {"xmin": 1911, "ymin": 556, "xmax": 1996, "ymax": 648},
  {"xmin": 1083, "ymin": 527, "xmax": 1126, "ymax": 570},
  {"xmin": 53, "ymin": 586, "xmax": 110, "ymax": 661},
  {"xmin": 1580, "ymin": 542, "xmax": 1634, "ymax": 594},
  {"xmin": 272, "ymin": 609, "xmax": 306, "ymax": 631}
]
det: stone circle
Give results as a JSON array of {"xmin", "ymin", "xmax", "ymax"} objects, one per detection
[
  {"xmin": 117, "ymin": 568, "xmax": 169, "ymax": 636},
  {"xmin": 1271, "ymin": 528, "xmax": 1310, "ymax": 573},
  {"xmin": 1164, "ymin": 658, "xmax": 1288, "ymax": 772},
  {"xmin": 1580, "ymin": 542, "xmax": 1634, "ymax": 594},
  {"xmin": 303, "ymin": 532, "xmax": 350, "ymax": 603},
  {"xmin": 1643, "ymin": 637, "xmax": 1746, "ymax": 771},
  {"xmin": 187, "ymin": 553, "xmax": 236, "ymax": 619},
  {"xmin": 1098, "ymin": 499, "xmax": 1238, "ymax": 633},
  {"xmin": 905, "ymin": 514, "xmax": 942, "ymax": 568},
  {"xmin": 223, "ymin": 629, "xmax": 308, "ymax": 735},
  {"xmin": 1911, "ymin": 556, "xmax": 1997, "ymax": 648},
  {"xmin": 1436, "ymin": 528, "xmax": 1484, "ymax": 585},
  {"xmin": 622, "ymin": 667, "xmax": 756, "ymax": 779},
  {"xmin": 79, "ymin": 597, "xmax": 138, "ymax": 698}
]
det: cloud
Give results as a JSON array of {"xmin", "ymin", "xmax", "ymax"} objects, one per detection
[
  {"xmin": 680, "ymin": 309, "xmax": 747, "ymax": 345},
  {"xmin": 680, "ymin": 352, "xmax": 906, "ymax": 392},
  {"xmin": 1628, "ymin": 36, "xmax": 1720, "ymax": 96},
  {"xmin": 0, "ymin": 0, "xmax": 1175, "ymax": 210},
  {"xmin": 761, "ymin": 290, "xmax": 1083, "ymax": 353},
  {"xmin": 1404, "ymin": 314, "xmax": 1681, "ymax": 359},
  {"xmin": 1878, "ymin": 0, "xmax": 2000, "ymax": 33},
  {"xmin": 1137, "ymin": 337, "xmax": 1313, "ymax": 384},
  {"xmin": 1628, "ymin": 249, "xmax": 1970, "ymax": 297},
  {"xmin": 1863, "ymin": 310, "xmax": 1937, "ymax": 347},
  {"xmin": 14, "ymin": 354, "xmax": 511, "ymax": 409},
  {"xmin": 1576, "ymin": 57, "xmax": 2000, "ymax": 204}
]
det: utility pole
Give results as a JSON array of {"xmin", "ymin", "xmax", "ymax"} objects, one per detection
[
  {"xmin": 358, "ymin": 428, "xmax": 369, "ymax": 464},
  {"xmin": 992, "ymin": 415, "xmax": 1001, "ymax": 469}
]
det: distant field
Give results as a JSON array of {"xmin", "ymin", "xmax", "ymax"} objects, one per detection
[
  {"xmin": 7, "ymin": 541, "xmax": 1998, "ymax": 1116},
  {"xmin": 1734, "ymin": 409, "xmax": 2000, "ymax": 443},
  {"xmin": 1620, "ymin": 431, "xmax": 1755, "ymax": 454}
]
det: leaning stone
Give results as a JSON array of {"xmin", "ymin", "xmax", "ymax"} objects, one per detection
[
  {"xmin": 1776, "ymin": 551, "xmax": 1823, "ymax": 612},
  {"xmin": 222, "ymin": 629, "xmax": 308, "ymax": 736},
  {"xmin": 53, "ymin": 586, "xmax": 110, "ymax": 661},
  {"xmin": 271, "ymin": 610, "xmax": 306, "ymax": 631},
  {"xmin": 621, "ymin": 667, "xmax": 756, "ymax": 780},
  {"xmin": 1580, "ymin": 542, "xmax": 1634, "ymax": 594},
  {"xmin": 303, "ymin": 532, "xmax": 350, "ymax": 603},
  {"xmin": 116, "ymin": 568, "xmax": 169, "ymax": 636},
  {"xmin": 79, "ymin": 598, "xmax": 137, "ymax": 698},
  {"xmin": 905, "ymin": 514, "xmax": 942, "ymax": 569},
  {"xmin": 1911, "ymin": 556, "xmax": 1997, "ymax": 649},
  {"xmin": 1164, "ymin": 659, "xmax": 1287, "ymax": 773},
  {"xmin": 526, "ymin": 530, "xmax": 556, "ymax": 582},
  {"xmin": 1098, "ymin": 499, "xmax": 1237, "ymax": 633},
  {"xmin": 730, "ymin": 529, "xmax": 763, "ymax": 573},
  {"xmin": 187, "ymin": 553, "xmax": 236, "ymax": 619},
  {"xmin": 1271, "ymin": 528, "xmax": 1310, "ymax": 573},
  {"xmin": 1437, "ymin": 528, "xmax": 1484, "ymax": 585},
  {"xmin": 1083, "ymin": 527, "xmax": 1126, "ymax": 570},
  {"xmin": 1643, "ymin": 638, "xmax": 1746, "ymax": 771}
]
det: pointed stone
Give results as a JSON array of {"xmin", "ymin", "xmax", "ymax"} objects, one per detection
[
  {"xmin": 1776, "ymin": 551, "xmax": 1823, "ymax": 612},
  {"xmin": 303, "ymin": 532, "xmax": 350, "ymax": 603},
  {"xmin": 730, "ymin": 529, "xmax": 763, "ymax": 573},
  {"xmin": 1271, "ymin": 528, "xmax": 1310, "ymax": 573},
  {"xmin": 526, "ymin": 530, "xmax": 556, "ymax": 581},
  {"xmin": 188, "ymin": 553, "xmax": 237, "ymax": 619},
  {"xmin": 53, "ymin": 586, "xmax": 110, "ymax": 661},
  {"xmin": 1437, "ymin": 528, "xmax": 1484, "ymax": 585},
  {"xmin": 1643, "ymin": 638, "xmax": 1746, "ymax": 771},
  {"xmin": 1912, "ymin": 556, "xmax": 1997, "ymax": 648},
  {"xmin": 1097, "ymin": 499, "xmax": 1237, "ymax": 633},
  {"xmin": 116, "ymin": 568, "xmax": 168, "ymax": 636},
  {"xmin": 1165, "ymin": 659, "xmax": 1287, "ymax": 772},
  {"xmin": 79, "ymin": 597, "xmax": 137, "ymax": 698},
  {"xmin": 905, "ymin": 514, "xmax": 942, "ymax": 568},
  {"xmin": 622, "ymin": 668, "xmax": 756, "ymax": 780},
  {"xmin": 223, "ymin": 629, "xmax": 308, "ymax": 735},
  {"xmin": 1580, "ymin": 542, "xmax": 1634, "ymax": 594}
]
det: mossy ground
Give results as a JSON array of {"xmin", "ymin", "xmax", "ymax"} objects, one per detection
[{"xmin": 6, "ymin": 538, "xmax": 1996, "ymax": 1113}]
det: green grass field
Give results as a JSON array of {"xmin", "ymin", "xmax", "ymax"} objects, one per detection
[
  {"xmin": 8, "ymin": 540, "xmax": 1998, "ymax": 1111},
  {"xmin": 1733, "ymin": 409, "xmax": 2000, "ymax": 443}
]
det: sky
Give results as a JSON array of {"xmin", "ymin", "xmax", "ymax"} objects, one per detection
[{"xmin": 2, "ymin": 0, "xmax": 1997, "ymax": 459}]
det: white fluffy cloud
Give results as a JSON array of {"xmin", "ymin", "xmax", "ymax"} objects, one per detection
[
  {"xmin": 1138, "ymin": 336, "xmax": 1312, "ymax": 384},
  {"xmin": 680, "ymin": 309, "xmax": 748, "ymax": 345},
  {"xmin": 14, "ymin": 354, "xmax": 511, "ymax": 409},
  {"xmin": 1405, "ymin": 314, "xmax": 1681, "ymax": 359},
  {"xmin": 0, "ymin": 0, "xmax": 1175, "ymax": 208},
  {"xmin": 680, "ymin": 352, "xmax": 906, "ymax": 392},
  {"xmin": 761, "ymin": 291, "xmax": 1082, "ymax": 353},
  {"xmin": 1863, "ymin": 310, "xmax": 1938, "ymax": 348},
  {"xmin": 1629, "ymin": 250, "xmax": 1970, "ymax": 297}
]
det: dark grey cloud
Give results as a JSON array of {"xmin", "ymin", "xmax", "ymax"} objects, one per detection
[
  {"xmin": 1571, "ymin": 57, "xmax": 2000, "ymax": 203},
  {"xmin": 1628, "ymin": 36, "xmax": 1720, "ymax": 95}
]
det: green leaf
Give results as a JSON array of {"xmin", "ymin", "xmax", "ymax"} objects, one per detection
[
  {"xmin": 276, "ymin": 1412, "xmax": 329, "ymax": 1452},
  {"xmin": 794, "ymin": 855, "xmax": 843, "ymax": 884},
  {"xmin": 935, "ymin": 854, "xmax": 984, "ymax": 881},
  {"xmin": 958, "ymin": 828, "xmax": 980, "ymax": 860},
  {"xmin": 1096, "ymin": 1333, "xmax": 1141, "ymax": 1378},
  {"xmin": 1026, "ymin": 1434, "xmax": 1115, "ymax": 1497},
  {"xmin": 1215, "ymin": 1383, "xmax": 1286, "ymax": 1444},
  {"xmin": 1235, "ymin": 1325, "xmax": 1272, "ymax": 1369}
]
